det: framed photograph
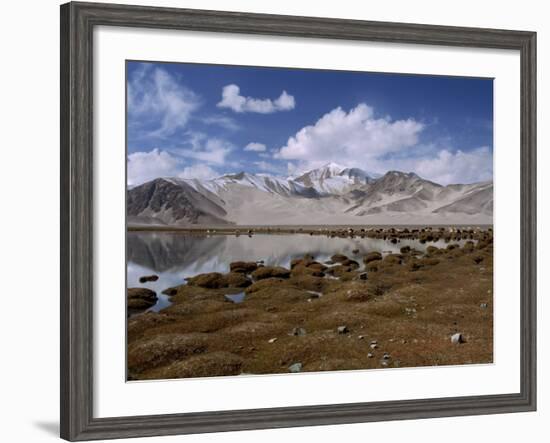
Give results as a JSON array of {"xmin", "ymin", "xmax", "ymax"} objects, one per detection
[{"xmin": 60, "ymin": 1, "xmax": 536, "ymax": 441}]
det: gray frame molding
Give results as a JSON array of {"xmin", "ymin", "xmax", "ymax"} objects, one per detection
[{"xmin": 60, "ymin": 2, "xmax": 536, "ymax": 441}]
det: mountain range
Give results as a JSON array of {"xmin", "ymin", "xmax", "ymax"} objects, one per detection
[{"xmin": 127, "ymin": 162, "xmax": 493, "ymax": 226}]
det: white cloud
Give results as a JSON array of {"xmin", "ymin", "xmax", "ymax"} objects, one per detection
[
  {"xmin": 383, "ymin": 147, "xmax": 493, "ymax": 185},
  {"xmin": 178, "ymin": 164, "xmax": 219, "ymax": 180},
  {"xmin": 244, "ymin": 142, "xmax": 267, "ymax": 152},
  {"xmin": 128, "ymin": 65, "xmax": 200, "ymax": 138},
  {"xmin": 175, "ymin": 133, "xmax": 233, "ymax": 166},
  {"xmin": 127, "ymin": 148, "xmax": 181, "ymax": 186},
  {"xmin": 276, "ymin": 104, "xmax": 423, "ymax": 169},
  {"xmin": 254, "ymin": 161, "xmax": 286, "ymax": 175},
  {"xmin": 275, "ymin": 103, "xmax": 491, "ymax": 184},
  {"xmin": 202, "ymin": 115, "xmax": 240, "ymax": 131},
  {"xmin": 217, "ymin": 84, "xmax": 295, "ymax": 113}
]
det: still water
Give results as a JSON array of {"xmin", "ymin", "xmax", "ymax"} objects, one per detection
[{"xmin": 127, "ymin": 231, "xmax": 463, "ymax": 313}]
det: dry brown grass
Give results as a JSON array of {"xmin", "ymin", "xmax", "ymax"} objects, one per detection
[{"xmin": 127, "ymin": 231, "xmax": 493, "ymax": 380}]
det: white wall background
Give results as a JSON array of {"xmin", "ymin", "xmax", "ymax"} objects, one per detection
[{"xmin": 0, "ymin": 0, "xmax": 546, "ymax": 442}]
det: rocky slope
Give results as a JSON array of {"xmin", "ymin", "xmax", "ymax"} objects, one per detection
[{"xmin": 127, "ymin": 163, "xmax": 493, "ymax": 226}]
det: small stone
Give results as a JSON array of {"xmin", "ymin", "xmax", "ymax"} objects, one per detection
[
  {"xmin": 358, "ymin": 335, "xmax": 365, "ymax": 340},
  {"xmin": 383, "ymin": 353, "xmax": 391, "ymax": 360},
  {"xmin": 367, "ymin": 353, "xmax": 374, "ymax": 358},
  {"xmin": 480, "ymin": 303, "xmax": 488, "ymax": 308},
  {"xmin": 139, "ymin": 274, "xmax": 159, "ymax": 283},
  {"xmin": 288, "ymin": 362, "xmax": 302, "ymax": 373},
  {"xmin": 381, "ymin": 361, "xmax": 389, "ymax": 367},
  {"xmin": 358, "ymin": 272, "xmax": 368, "ymax": 280},
  {"xmin": 268, "ymin": 338, "xmax": 278, "ymax": 344},
  {"xmin": 451, "ymin": 333, "xmax": 465, "ymax": 344},
  {"xmin": 370, "ymin": 340, "xmax": 378, "ymax": 345},
  {"xmin": 337, "ymin": 325, "xmax": 349, "ymax": 334},
  {"xmin": 291, "ymin": 327, "xmax": 306, "ymax": 337},
  {"xmin": 370, "ymin": 343, "xmax": 378, "ymax": 349}
]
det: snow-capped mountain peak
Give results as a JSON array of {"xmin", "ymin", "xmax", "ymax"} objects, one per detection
[{"xmin": 127, "ymin": 168, "xmax": 493, "ymax": 226}]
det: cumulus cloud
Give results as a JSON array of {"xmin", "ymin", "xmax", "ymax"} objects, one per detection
[
  {"xmin": 217, "ymin": 84, "xmax": 295, "ymax": 113},
  {"xmin": 276, "ymin": 104, "xmax": 423, "ymax": 168},
  {"xmin": 128, "ymin": 133, "xmax": 234, "ymax": 185},
  {"xmin": 382, "ymin": 147, "xmax": 493, "ymax": 185},
  {"xmin": 127, "ymin": 148, "xmax": 181, "ymax": 186},
  {"xmin": 128, "ymin": 64, "xmax": 200, "ymax": 138},
  {"xmin": 275, "ymin": 103, "xmax": 491, "ymax": 184},
  {"xmin": 244, "ymin": 142, "xmax": 267, "ymax": 152}
]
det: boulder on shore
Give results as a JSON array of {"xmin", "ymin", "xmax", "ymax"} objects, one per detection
[
  {"xmin": 251, "ymin": 266, "xmax": 291, "ymax": 280},
  {"xmin": 331, "ymin": 254, "xmax": 349, "ymax": 263},
  {"xmin": 139, "ymin": 274, "xmax": 159, "ymax": 283},
  {"xmin": 363, "ymin": 251, "xmax": 382, "ymax": 264},
  {"xmin": 229, "ymin": 261, "xmax": 258, "ymax": 274},
  {"xmin": 186, "ymin": 272, "xmax": 251, "ymax": 289},
  {"xmin": 127, "ymin": 288, "xmax": 157, "ymax": 313}
]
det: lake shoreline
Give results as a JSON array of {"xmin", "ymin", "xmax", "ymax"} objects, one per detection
[
  {"xmin": 127, "ymin": 227, "xmax": 494, "ymax": 380},
  {"xmin": 127, "ymin": 224, "xmax": 493, "ymax": 234}
]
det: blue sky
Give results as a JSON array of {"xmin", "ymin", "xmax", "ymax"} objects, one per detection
[{"xmin": 127, "ymin": 60, "xmax": 493, "ymax": 186}]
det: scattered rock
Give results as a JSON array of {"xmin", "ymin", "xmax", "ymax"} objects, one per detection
[
  {"xmin": 352, "ymin": 248, "xmax": 360, "ymax": 254},
  {"xmin": 268, "ymin": 338, "xmax": 278, "ymax": 344},
  {"xmin": 382, "ymin": 353, "xmax": 391, "ymax": 360},
  {"xmin": 291, "ymin": 327, "xmax": 307, "ymax": 337},
  {"xmin": 288, "ymin": 362, "xmax": 303, "ymax": 373},
  {"xmin": 358, "ymin": 272, "xmax": 368, "ymax": 280},
  {"xmin": 400, "ymin": 246, "xmax": 411, "ymax": 254},
  {"xmin": 451, "ymin": 333, "xmax": 465, "ymax": 344},
  {"xmin": 370, "ymin": 343, "xmax": 378, "ymax": 350},
  {"xmin": 139, "ymin": 274, "xmax": 159, "ymax": 283},
  {"xmin": 337, "ymin": 325, "xmax": 349, "ymax": 334},
  {"xmin": 480, "ymin": 303, "xmax": 488, "ymax": 309},
  {"xmin": 367, "ymin": 353, "xmax": 374, "ymax": 358}
]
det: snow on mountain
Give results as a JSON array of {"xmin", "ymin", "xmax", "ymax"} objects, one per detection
[
  {"xmin": 127, "ymin": 166, "xmax": 493, "ymax": 226},
  {"xmin": 294, "ymin": 162, "xmax": 376, "ymax": 195}
]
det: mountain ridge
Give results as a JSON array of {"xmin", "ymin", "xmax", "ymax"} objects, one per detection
[{"xmin": 127, "ymin": 163, "xmax": 493, "ymax": 226}]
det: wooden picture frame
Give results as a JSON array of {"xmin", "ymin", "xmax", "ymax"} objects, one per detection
[{"xmin": 60, "ymin": 1, "xmax": 536, "ymax": 440}]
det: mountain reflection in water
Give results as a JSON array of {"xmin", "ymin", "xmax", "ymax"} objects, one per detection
[{"xmin": 127, "ymin": 231, "xmax": 463, "ymax": 313}]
